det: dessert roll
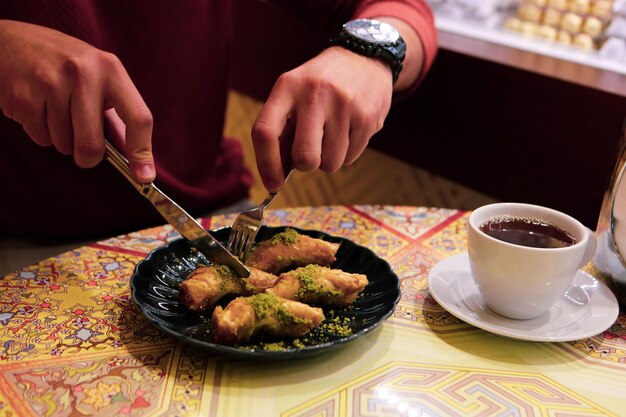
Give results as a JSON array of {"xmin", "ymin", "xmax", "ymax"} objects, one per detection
[
  {"xmin": 179, "ymin": 264, "xmax": 278, "ymax": 312},
  {"xmin": 542, "ymin": 8, "xmax": 562, "ymax": 27},
  {"xmin": 267, "ymin": 264, "xmax": 368, "ymax": 306},
  {"xmin": 518, "ymin": 3, "xmax": 542, "ymax": 23},
  {"xmin": 212, "ymin": 293, "xmax": 325, "ymax": 345},
  {"xmin": 561, "ymin": 12, "xmax": 583, "ymax": 33},
  {"xmin": 503, "ymin": 17, "xmax": 523, "ymax": 32},
  {"xmin": 246, "ymin": 228, "xmax": 340, "ymax": 274},
  {"xmin": 592, "ymin": 0, "xmax": 613, "ymax": 18},
  {"xmin": 556, "ymin": 29, "xmax": 572, "ymax": 44},
  {"xmin": 547, "ymin": 0, "xmax": 568, "ymax": 10},
  {"xmin": 569, "ymin": 0, "xmax": 590, "ymax": 14},
  {"xmin": 583, "ymin": 17, "xmax": 604, "ymax": 38},
  {"xmin": 537, "ymin": 25, "xmax": 557, "ymax": 41},
  {"xmin": 573, "ymin": 33, "xmax": 595, "ymax": 49}
]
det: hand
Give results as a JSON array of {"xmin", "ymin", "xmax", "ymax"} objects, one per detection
[
  {"xmin": 0, "ymin": 20, "xmax": 155, "ymax": 182},
  {"xmin": 251, "ymin": 46, "xmax": 393, "ymax": 192}
]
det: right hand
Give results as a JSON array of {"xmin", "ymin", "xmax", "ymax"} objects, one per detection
[{"xmin": 0, "ymin": 19, "xmax": 155, "ymax": 182}]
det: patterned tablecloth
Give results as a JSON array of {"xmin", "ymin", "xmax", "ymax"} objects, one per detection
[{"xmin": 1, "ymin": 205, "xmax": 625, "ymax": 417}]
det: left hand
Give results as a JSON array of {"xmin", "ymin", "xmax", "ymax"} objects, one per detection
[{"xmin": 251, "ymin": 46, "xmax": 394, "ymax": 192}]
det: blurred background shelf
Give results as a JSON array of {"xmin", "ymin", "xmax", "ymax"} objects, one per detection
[
  {"xmin": 434, "ymin": 13, "xmax": 626, "ymax": 95},
  {"xmin": 435, "ymin": 13, "xmax": 626, "ymax": 77}
]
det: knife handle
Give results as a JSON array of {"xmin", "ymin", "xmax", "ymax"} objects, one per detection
[
  {"xmin": 104, "ymin": 140, "xmax": 250, "ymax": 277},
  {"xmin": 104, "ymin": 140, "xmax": 151, "ymax": 194}
]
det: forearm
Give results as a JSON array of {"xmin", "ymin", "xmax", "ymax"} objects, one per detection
[{"xmin": 374, "ymin": 16, "xmax": 424, "ymax": 92}]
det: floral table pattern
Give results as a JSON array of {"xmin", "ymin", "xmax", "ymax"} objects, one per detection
[{"xmin": 1, "ymin": 205, "xmax": 624, "ymax": 417}]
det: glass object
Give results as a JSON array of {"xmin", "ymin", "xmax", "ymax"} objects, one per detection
[{"xmin": 594, "ymin": 119, "xmax": 626, "ymax": 307}]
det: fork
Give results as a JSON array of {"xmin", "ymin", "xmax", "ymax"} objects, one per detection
[{"xmin": 227, "ymin": 170, "xmax": 292, "ymax": 261}]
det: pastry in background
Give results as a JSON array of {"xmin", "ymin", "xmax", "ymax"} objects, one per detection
[
  {"xmin": 561, "ymin": 12, "xmax": 584, "ymax": 33},
  {"xmin": 573, "ymin": 33, "xmax": 595, "ymax": 49},
  {"xmin": 592, "ymin": 0, "xmax": 614, "ymax": 18},
  {"xmin": 569, "ymin": 0, "xmax": 590, "ymax": 14},
  {"xmin": 556, "ymin": 29, "xmax": 573, "ymax": 44},
  {"xmin": 542, "ymin": 8, "xmax": 562, "ymax": 27},
  {"xmin": 246, "ymin": 228, "xmax": 340, "ymax": 274},
  {"xmin": 583, "ymin": 16, "xmax": 604, "ymax": 38}
]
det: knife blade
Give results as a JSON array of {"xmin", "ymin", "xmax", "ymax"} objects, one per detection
[{"xmin": 104, "ymin": 140, "xmax": 250, "ymax": 277}]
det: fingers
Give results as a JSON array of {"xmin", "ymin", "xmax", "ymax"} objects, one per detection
[
  {"xmin": 344, "ymin": 110, "xmax": 377, "ymax": 166},
  {"xmin": 0, "ymin": 22, "xmax": 154, "ymax": 179},
  {"xmin": 56, "ymin": 55, "xmax": 154, "ymax": 180},
  {"xmin": 46, "ymin": 91, "xmax": 73, "ymax": 155},
  {"xmin": 255, "ymin": 78, "xmax": 373, "ymax": 191},
  {"xmin": 252, "ymin": 84, "xmax": 294, "ymax": 192},
  {"xmin": 103, "ymin": 54, "xmax": 155, "ymax": 183},
  {"xmin": 317, "ymin": 97, "xmax": 349, "ymax": 172},
  {"xmin": 291, "ymin": 95, "xmax": 324, "ymax": 172},
  {"xmin": 37, "ymin": 66, "xmax": 73, "ymax": 155},
  {"xmin": 69, "ymin": 62, "xmax": 105, "ymax": 168},
  {"xmin": 19, "ymin": 104, "xmax": 52, "ymax": 149},
  {"xmin": 3, "ymin": 83, "xmax": 52, "ymax": 148}
]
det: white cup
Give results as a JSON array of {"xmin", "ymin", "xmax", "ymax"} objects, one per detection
[{"xmin": 468, "ymin": 202, "xmax": 597, "ymax": 320}]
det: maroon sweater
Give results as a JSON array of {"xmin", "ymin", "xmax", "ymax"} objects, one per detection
[{"xmin": 0, "ymin": 1, "xmax": 436, "ymax": 242}]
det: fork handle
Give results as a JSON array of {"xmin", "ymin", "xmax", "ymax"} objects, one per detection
[
  {"xmin": 261, "ymin": 169, "xmax": 292, "ymax": 210},
  {"xmin": 260, "ymin": 192, "xmax": 278, "ymax": 211}
]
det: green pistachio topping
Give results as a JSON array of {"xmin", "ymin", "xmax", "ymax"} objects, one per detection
[
  {"xmin": 323, "ymin": 316, "xmax": 353, "ymax": 337},
  {"xmin": 214, "ymin": 264, "xmax": 243, "ymax": 292},
  {"xmin": 248, "ymin": 293, "xmax": 309, "ymax": 325},
  {"xmin": 214, "ymin": 264, "xmax": 235, "ymax": 279},
  {"xmin": 268, "ymin": 228, "xmax": 300, "ymax": 246},
  {"xmin": 249, "ymin": 293, "xmax": 277, "ymax": 320},
  {"xmin": 262, "ymin": 341, "xmax": 286, "ymax": 351},
  {"xmin": 294, "ymin": 265, "xmax": 342, "ymax": 299}
]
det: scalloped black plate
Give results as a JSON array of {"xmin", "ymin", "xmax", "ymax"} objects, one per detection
[{"xmin": 130, "ymin": 226, "xmax": 400, "ymax": 360}]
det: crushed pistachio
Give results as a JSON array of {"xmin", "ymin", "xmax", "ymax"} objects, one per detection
[
  {"xmin": 294, "ymin": 265, "xmax": 342, "ymax": 300},
  {"xmin": 213, "ymin": 264, "xmax": 247, "ymax": 292},
  {"xmin": 268, "ymin": 228, "xmax": 300, "ymax": 246},
  {"xmin": 220, "ymin": 310, "xmax": 355, "ymax": 351},
  {"xmin": 214, "ymin": 264, "xmax": 235, "ymax": 279},
  {"xmin": 248, "ymin": 293, "xmax": 308, "ymax": 325},
  {"xmin": 321, "ymin": 316, "xmax": 353, "ymax": 337},
  {"xmin": 249, "ymin": 293, "xmax": 276, "ymax": 320},
  {"xmin": 243, "ymin": 280, "xmax": 257, "ymax": 293},
  {"xmin": 292, "ymin": 339, "xmax": 305, "ymax": 348},
  {"xmin": 262, "ymin": 341, "xmax": 286, "ymax": 351}
]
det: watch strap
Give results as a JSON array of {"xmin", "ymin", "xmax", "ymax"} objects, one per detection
[{"xmin": 330, "ymin": 23, "xmax": 406, "ymax": 84}]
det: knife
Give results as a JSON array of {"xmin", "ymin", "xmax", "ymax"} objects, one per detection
[{"xmin": 104, "ymin": 140, "xmax": 250, "ymax": 277}]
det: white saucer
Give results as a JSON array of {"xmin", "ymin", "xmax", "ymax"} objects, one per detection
[{"xmin": 427, "ymin": 253, "xmax": 620, "ymax": 342}]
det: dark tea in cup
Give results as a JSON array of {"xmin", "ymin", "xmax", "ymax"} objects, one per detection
[
  {"xmin": 468, "ymin": 203, "xmax": 596, "ymax": 319},
  {"xmin": 479, "ymin": 216, "xmax": 576, "ymax": 249}
]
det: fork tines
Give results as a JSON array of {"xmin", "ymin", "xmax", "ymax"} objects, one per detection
[
  {"xmin": 228, "ymin": 185, "xmax": 285, "ymax": 261},
  {"xmin": 227, "ymin": 219, "xmax": 259, "ymax": 261}
]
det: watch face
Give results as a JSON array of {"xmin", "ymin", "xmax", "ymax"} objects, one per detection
[{"xmin": 344, "ymin": 19, "xmax": 400, "ymax": 44}]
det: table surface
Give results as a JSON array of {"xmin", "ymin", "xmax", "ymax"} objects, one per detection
[{"xmin": 1, "ymin": 205, "xmax": 624, "ymax": 417}]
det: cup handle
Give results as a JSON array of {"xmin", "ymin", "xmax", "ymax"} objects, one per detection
[{"xmin": 580, "ymin": 227, "xmax": 598, "ymax": 268}]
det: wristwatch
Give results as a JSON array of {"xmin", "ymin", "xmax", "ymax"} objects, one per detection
[{"xmin": 330, "ymin": 18, "xmax": 406, "ymax": 84}]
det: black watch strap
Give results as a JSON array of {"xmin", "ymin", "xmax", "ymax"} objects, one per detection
[{"xmin": 330, "ymin": 19, "xmax": 406, "ymax": 84}]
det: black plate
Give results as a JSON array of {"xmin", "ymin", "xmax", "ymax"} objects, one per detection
[{"xmin": 130, "ymin": 226, "xmax": 400, "ymax": 360}]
